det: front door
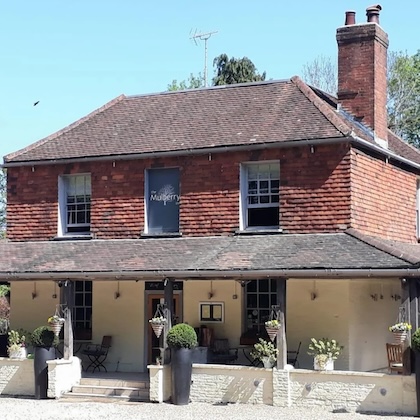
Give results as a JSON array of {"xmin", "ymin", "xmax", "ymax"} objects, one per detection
[{"xmin": 147, "ymin": 294, "xmax": 180, "ymax": 364}]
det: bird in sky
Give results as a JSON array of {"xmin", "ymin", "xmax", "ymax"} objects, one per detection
[{"xmin": 33, "ymin": 101, "xmax": 39, "ymax": 106}]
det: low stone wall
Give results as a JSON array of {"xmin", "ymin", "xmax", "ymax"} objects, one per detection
[
  {"xmin": 149, "ymin": 364, "xmax": 417, "ymax": 416},
  {"xmin": 47, "ymin": 357, "xmax": 82, "ymax": 398},
  {"xmin": 285, "ymin": 369, "xmax": 416, "ymax": 416},
  {"xmin": 0, "ymin": 358, "xmax": 34, "ymax": 396},
  {"xmin": 0, "ymin": 356, "xmax": 82, "ymax": 399}
]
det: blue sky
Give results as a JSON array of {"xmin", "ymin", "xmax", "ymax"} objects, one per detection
[{"xmin": 1, "ymin": 0, "xmax": 418, "ymax": 161}]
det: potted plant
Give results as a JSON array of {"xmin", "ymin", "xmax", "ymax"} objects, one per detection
[
  {"xmin": 308, "ymin": 337, "xmax": 343, "ymax": 371},
  {"xmin": 166, "ymin": 323, "xmax": 198, "ymax": 405},
  {"xmin": 31, "ymin": 326, "xmax": 59, "ymax": 399},
  {"xmin": 149, "ymin": 316, "xmax": 167, "ymax": 338},
  {"xmin": 265, "ymin": 319, "xmax": 280, "ymax": 341},
  {"xmin": 7, "ymin": 329, "xmax": 27, "ymax": 359},
  {"xmin": 389, "ymin": 322, "xmax": 412, "ymax": 344},
  {"xmin": 47, "ymin": 314, "xmax": 65, "ymax": 337},
  {"xmin": 250, "ymin": 338, "xmax": 279, "ymax": 368}
]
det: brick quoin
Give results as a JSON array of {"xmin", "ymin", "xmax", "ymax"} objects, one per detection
[{"xmin": 6, "ymin": 143, "xmax": 418, "ymax": 241}]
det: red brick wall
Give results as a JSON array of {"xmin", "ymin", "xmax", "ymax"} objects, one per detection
[
  {"xmin": 280, "ymin": 143, "xmax": 351, "ymax": 233},
  {"xmin": 9, "ymin": 143, "xmax": 408, "ymax": 241},
  {"xmin": 350, "ymin": 148, "xmax": 417, "ymax": 242},
  {"xmin": 337, "ymin": 24, "xmax": 388, "ymax": 140}
]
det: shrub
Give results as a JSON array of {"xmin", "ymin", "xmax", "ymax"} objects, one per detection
[
  {"xmin": 250, "ymin": 338, "xmax": 278, "ymax": 362},
  {"xmin": 31, "ymin": 326, "xmax": 59, "ymax": 348},
  {"xmin": 412, "ymin": 328, "xmax": 420, "ymax": 352},
  {"xmin": 166, "ymin": 323, "xmax": 197, "ymax": 349}
]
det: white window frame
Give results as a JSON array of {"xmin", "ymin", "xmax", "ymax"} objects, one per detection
[
  {"xmin": 240, "ymin": 161, "xmax": 280, "ymax": 231},
  {"xmin": 58, "ymin": 174, "xmax": 91, "ymax": 237}
]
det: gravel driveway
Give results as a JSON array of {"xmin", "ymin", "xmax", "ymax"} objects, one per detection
[{"xmin": 0, "ymin": 397, "xmax": 416, "ymax": 420}]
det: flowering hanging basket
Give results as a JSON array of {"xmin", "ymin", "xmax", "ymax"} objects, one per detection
[
  {"xmin": 393, "ymin": 331, "xmax": 408, "ymax": 344},
  {"xmin": 149, "ymin": 317, "xmax": 167, "ymax": 338},
  {"xmin": 48, "ymin": 315, "xmax": 65, "ymax": 337},
  {"xmin": 151, "ymin": 323, "xmax": 164, "ymax": 338},
  {"xmin": 265, "ymin": 326, "xmax": 279, "ymax": 342}
]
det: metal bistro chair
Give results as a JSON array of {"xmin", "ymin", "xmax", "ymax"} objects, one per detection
[
  {"xmin": 287, "ymin": 341, "xmax": 302, "ymax": 368},
  {"xmin": 82, "ymin": 335, "xmax": 112, "ymax": 373}
]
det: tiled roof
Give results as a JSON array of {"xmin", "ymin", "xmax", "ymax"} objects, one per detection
[
  {"xmin": 5, "ymin": 77, "xmax": 420, "ymax": 168},
  {"xmin": 4, "ymin": 79, "xmax": 350, "ymax": 164},
  {"xmin": 0, "ymin": 232, "xmax": 416, "ymax": 280}
]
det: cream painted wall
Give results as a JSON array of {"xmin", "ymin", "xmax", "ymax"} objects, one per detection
[
  {"xmin": 9, "ymin": 281, "xmax": 60, "ymax": 332},
  {"xmin": 91, "ymin": 281, "xmax": 145, "ymax": 372},
  {"xmin": 286, "ymin": 279, "xmax": 350, "ymax": 370},
  {"xmin": 182, "ymin": 280, "xmax": 243, "ymax": 347},
  {"xmin": 348, "ymin": 278, "xmax": 402, "ymax": 371}
]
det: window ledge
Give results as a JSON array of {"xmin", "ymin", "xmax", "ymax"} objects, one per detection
[
  {"xmin": 52, "ymin": 234, "xmax": 93, "ymax": 241},
  {"xmin": 235, "ymin": 228, "xmax": 283, "ymax": 236},
  {"xmin": 140, "ymin": 232, "xmax": 182, "ymax": 239}
]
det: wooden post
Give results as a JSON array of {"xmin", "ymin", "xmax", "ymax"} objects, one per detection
[
  {"xmin": 62, "ymin": 281, "xmax": 74, "ymax": 360},
  {"xmin": 276, "ymin": 278, "xmax": 287, "ymax": 369},
  {"xmin": 163, "ymin": 278, "xmax": 174, "ymax": 364}
]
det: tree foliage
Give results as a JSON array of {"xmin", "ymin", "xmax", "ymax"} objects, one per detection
[
  {"xmin": 0, "ymin": 168, "xmax": 5, "ymax": 238},
  {"xmin": 167, "ymin": 73, "xmax": 204, "ymax": 91},
  {"xmin": 302, "ymin": 51, "xmax": 420, "ymax": 147},
  {"xmin": 168, "ymin": 55, "xmax": 266, "ymax": 91},
  {"xmin": 302, "ymin": 55, "xmax": 337, "ymax": 96},
  {"xmin": 387, "ymin": 50, "xmax": 420, "ymax": 147},
  {"xmin": 212, "ymin": 54, "xmax": 266, "ymax": 86}
]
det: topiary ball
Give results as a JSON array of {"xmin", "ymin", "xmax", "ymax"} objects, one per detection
[
  {"xmin": 166, "ymin": 323, "xmax": 198, "ymax": 349},
  {"xmin": 31, "ymin": 326, "xmax": 59, "ymax": 348}
]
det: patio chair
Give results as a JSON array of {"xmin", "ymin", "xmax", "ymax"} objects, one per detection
[
  {"xmin": 287, "ymin": 341, "xmax": 302, "ymax": 367},
  {"xmin": 82, "ymin": 335, "xmax": 112, "ymax": 372},
  {"xmin": 386, "ymin": 343, "xmax": 403, "ymax": 374},
  {"xmin": 209, "ymin": 338, "xmax": 238, "ymax": 364}
]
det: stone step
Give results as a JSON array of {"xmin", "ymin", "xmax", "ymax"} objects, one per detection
[
  {"xmin": 60, "ymin": 377, "xmax": 150, "ymax": 402},
  {"xmin": 79, "ymin": 377, "xmax": 149, "ymax": 389},
  {"xmin": 61, "ymin": 391, "xmax": 148, "ymax": 403}
]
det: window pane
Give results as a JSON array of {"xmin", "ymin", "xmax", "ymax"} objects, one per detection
[
  {"xmin": 147, "ymin": 168, "xmax": 180, "ymax": 233},
  {"xmin": 248, "ymin": 207, "xmax": 279, "ymax": 227}
]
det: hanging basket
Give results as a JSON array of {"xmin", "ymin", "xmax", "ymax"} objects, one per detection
[
  {"xmin": 265, "ymin": 326, "xmax": 279, "ymax": 342},
  {"xmin": 151, "ymin": 322, "xmax": 164, "ymax": 338},
  {"xmin": 48, "ymin": 321, "xmax": 64, "ymax": 337},
  {"xmin": 393, "ymin": 331, "xmax": 408, "ymax": 344}
]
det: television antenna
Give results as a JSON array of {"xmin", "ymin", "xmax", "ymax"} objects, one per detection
[{"xmin": 190, "ymin": 29, "xmax": 218, "ymax": 87}]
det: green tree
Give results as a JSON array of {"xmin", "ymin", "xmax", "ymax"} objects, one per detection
[
  {"xmin": 0, "ymin": 168, "xmax": 5, "ymax": 238},
  {"xmin": 212, "ymin": 54, "xmax": 266, "ymax": 86},
  {"xmin": 302, "ymin": 55, "xmax": 337, "ymax": 96},
  {"xmin": 167, "ymin": 73, "xmax": 204, "ymax": 91},
  {"xmin": 388, "ymin": 50, "xmax": 420, "ymax": 147}
]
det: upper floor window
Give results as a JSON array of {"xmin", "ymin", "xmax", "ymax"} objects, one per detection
[
  {"xmin": 145, "ymin": 168, "xmax": 180, "ymax": 234},
  {"xmin": 58, "ymin": 174, "xmax": 91, "ymax": 236},
  {"xmin": 240, "ymin": 162, "xmax": 280, "ymax": 230}
]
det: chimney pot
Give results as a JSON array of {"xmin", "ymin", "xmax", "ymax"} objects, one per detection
[
  {"xmin": 345, "ymin": 11, "xmax": 356, "ymax": 26},
  {"xmin": 366, "ymin": 4, "xmax": 382, "ymax": 24}
]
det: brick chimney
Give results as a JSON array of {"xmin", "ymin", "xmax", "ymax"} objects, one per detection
[{"xmin": 336, "ymin": 5, "xmax": 389, "ymax": 142}]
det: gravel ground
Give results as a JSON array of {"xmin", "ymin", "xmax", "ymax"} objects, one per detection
[{"xmin": 0, "ymin": 397, "xmax": 417, "ymax": 420}]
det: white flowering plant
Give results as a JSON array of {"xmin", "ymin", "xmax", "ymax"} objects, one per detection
[
  {"xmin": 149, "ymin": 316, "xmax": 167, "ymax": 325},
  {"xmin": 389, "ymin": 322, "xmax": 412, "ymax": 332},
  {"xmin": 265, "ymin": 320, "xmax": 280, "ymax": 329}
]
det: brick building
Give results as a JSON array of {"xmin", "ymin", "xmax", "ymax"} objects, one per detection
[{"xmin": 1, "ymin": 5, "xmax": 420, "ymax": 373}]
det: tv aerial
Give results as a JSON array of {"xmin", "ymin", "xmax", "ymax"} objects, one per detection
[{"xmin": 190, "ymin": 29, "xmax": 218, "ymax": 87}]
